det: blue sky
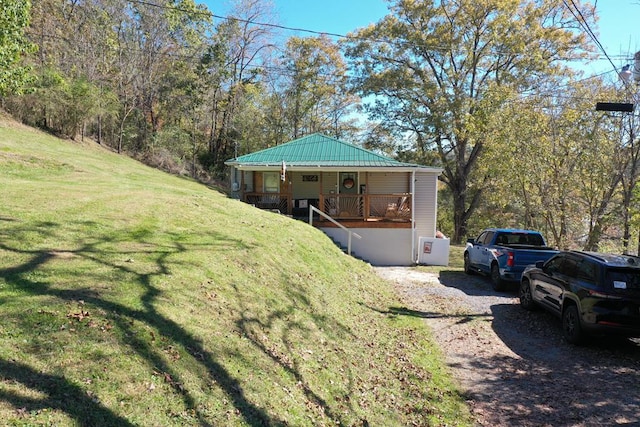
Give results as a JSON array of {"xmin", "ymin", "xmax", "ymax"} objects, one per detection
[
  {"xmin": 205, "ymin": 0, "xmax": 640, "ymax": 77},
  {"xmin": 585, "ymin": 1, "xmax": 640, "ymax": 75}
]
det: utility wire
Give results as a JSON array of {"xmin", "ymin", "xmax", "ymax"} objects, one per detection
[
  {"xmin": 24, "ymin": 28, "xmax": 618, "ymax": 107},
  {"xmin": 27, "ymin": 0, "xmax": 625, "ymax": 108},
  {"xmin": 563, "ymin": 0, "xmax": 633, "ymax": 94},
  {"xmin": 125, "ymin": 0, "xmax": 364, "ymax": 40},
  {"xmin": 125, "ymin": 0, "xmax": 623, "ymax": 61}
]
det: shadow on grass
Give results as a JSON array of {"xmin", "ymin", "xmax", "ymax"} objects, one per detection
[
  {"xmin": 0, "ymin": 220, "xmax": 283, "ymax": 426},
  {"xmin": 231, "ymin": 279, "xmax": 349, "ymax": 423},
  {"xmin": 362, "ymin": 303, "xmax": 492, "ymax": 324},
  {"xmin": 0, "ymin": 358, "xmax": 135, "ymax": 426}
]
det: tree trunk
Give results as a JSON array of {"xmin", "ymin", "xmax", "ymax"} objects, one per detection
[
  {"xmin": 452, "ymin": 192, "xmax": 467, "ymax": 244},
  {"xmin": 448, "ymin": 174, "xmax": 484, "ymax": 244},
  {"xmin": 583, "ymin": 174, "xmax": 623, "ymax": 251}
]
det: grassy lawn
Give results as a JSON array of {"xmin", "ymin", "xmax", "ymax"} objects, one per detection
[
  {"xmin": 0, "ymin": 115, "xmax": 474, "ymax": 426},
  {"xmin": 417, "ymin": 244, "xmax": 466, "ymax": 274}
]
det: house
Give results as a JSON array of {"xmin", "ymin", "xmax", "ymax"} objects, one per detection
[{"xmin": 224, "ymin": 133, "xmax": 449, "ymax": 266}]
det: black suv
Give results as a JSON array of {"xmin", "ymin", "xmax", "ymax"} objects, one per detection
[{"xmin": 520, "ymin": 251, "xmax": 640, "ymax": 344}]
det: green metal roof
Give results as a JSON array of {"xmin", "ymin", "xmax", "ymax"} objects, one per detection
[{"xmin": 225, "ymin": 133, "xmax": 431, "ymax": 169}]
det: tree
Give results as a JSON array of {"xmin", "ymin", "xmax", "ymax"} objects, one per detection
[
  {"xmin": 21, "ymin": 0, "xmax": 210, "ymax": 149},
  {"xmin": 202, "ymin": 0, "xmax": 277, "ymax": 175},
  {"xmin": 621, "ymin": 126, "xmax": 640, "ymax": 254},
  {"xmin": 0, "ymin": 0, "xmax": 34, "ymax": 95},
  {"xmin": 344, "ymin": 0, "xmax": 594, "ymax": 243},
  {"xmin": 276, "ymin": 35, "xmax": 358, "ymax": 139},
  {"xmin": 478, "ymin": 73, "xmax": 640, "ymax": 252},
  {"xmin": 17, "ymin": 0, "xmax": 120, "ymax": 139},
  {"xmin": 118, "ymin": 0, "xmax": 210, "ymax": 152}
]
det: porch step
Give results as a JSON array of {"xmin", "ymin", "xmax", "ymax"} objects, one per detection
[{"xmin": 330, "ymin": 238, "xmax": 369, "ymax": 264}]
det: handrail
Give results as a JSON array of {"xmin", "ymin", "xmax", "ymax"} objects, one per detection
[{"xmin": 309, "ymin": 205, "xmax": 362, "ymax": 256}]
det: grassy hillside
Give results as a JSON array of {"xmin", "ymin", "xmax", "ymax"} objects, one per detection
[{"xmin": 0, "ymin": 115, "xmax": 472, "ymax": 426}]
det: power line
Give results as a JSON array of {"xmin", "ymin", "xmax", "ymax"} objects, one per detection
[
  {"xmin": 26, "ymin": 0, "xmax": 626, "ymax": 107},
  {"xmin": 125, "ymin": 0, "xmax": 619, "ymax": 62},
  {"xmin": 562, "ymin": 0, "xmax": 632, "ymax": 93},
  {"xmin": 125, "ymin": 0, "xmax": 361, "ymax": 40},
  {"xmin": 25, "ymin": 30, "xmax": 619, "ymax": 106}
]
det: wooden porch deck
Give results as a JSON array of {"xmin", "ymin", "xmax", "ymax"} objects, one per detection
[
  {"xmin": 314, "ymin": 218, "xmax": 412, "ymax": 228},
  {"xmin": 243, "ymin": 192, "xmax": 413, "ymax": 227}
]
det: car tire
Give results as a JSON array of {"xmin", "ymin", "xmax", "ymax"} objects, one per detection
[
  {"xmin": 562, "ymin": 304, "xmax": 585, "ymax": 345},
  {"xmin": 491, "ymin": 263, "xmax": 506, "ymax": 291},
  {"xmin": 519, "ymin": 279, "xmax": 536, "ymax": 310},
  {"xmin": 464, "ymin": 253, "xmax": 474, "ymax": 275}
]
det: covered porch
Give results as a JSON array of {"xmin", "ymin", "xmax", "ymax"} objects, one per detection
[
  {"xmin": 241, "ymin": 191, "xmax": 412, "ymax": 224},
  {"xmin": 224, "ymin": 133, "xmax": 445, "ymax": 265}
]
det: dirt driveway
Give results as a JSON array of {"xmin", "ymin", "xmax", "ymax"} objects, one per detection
[{"xmin": 375, "ymin": 267, "xmax": 640, "ymax": 427}]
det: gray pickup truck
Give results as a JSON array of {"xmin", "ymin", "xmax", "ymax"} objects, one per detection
[{"xmin": 464, "ymin": 228, "xmax": 559, "ymax": 291}]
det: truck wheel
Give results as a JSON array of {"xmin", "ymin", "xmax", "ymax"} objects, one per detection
[
  {"xmin": 562, "ymin": 304, "xmax": 585, "ymax": 345},
  {"xmin": 519, "ymin": 279, "xmax": 536, "ymax": 311},
  {"xmin": 464, "ymin": 253, "xmax": 474, "ymax": 275},
  {"xmin": 491, "ymin": 263, "xmax": 506, "ymax": 291}
]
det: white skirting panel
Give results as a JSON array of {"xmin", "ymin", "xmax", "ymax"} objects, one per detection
[{"xmin": 320, "ymin": 227, "xmax": 414, "ymax": 266}]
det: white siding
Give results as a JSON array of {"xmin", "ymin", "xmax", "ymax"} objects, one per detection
[
  {"xmin": 414, "ymin": 171, "xmax": 438, "ymax": 238},
  {"xmin": 366, "ymin": 172, "xmax": 410, "ymax": 194}
]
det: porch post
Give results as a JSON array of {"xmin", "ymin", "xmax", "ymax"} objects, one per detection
[
  {"xmin": 240, "ymin": 170, "xmax": 245, "ymax": 202},
  {"xmin": 411, "ymin": 170, "xmax": 417, "ymax": 263},
  {"xmin": 287, "ymin": 179, "xmax": 293, "ymax": 215}
]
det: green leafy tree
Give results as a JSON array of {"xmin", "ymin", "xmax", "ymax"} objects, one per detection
[
  {"xmin": 604, "ymin": 81, "xmax": 640, "ymax": 254},
  {"xmin": 483, "ymin": 76, "xmax": 633, "ymax": 250},
  {"xmin": 344, "ymin": 0, "xmax": 594, "ymax": 243},
  {"xmin": 15, "ymin": 67, "xmax": 67, "ymax": 130},
  {"xmin": 0, "ymin": 0, "xmax": 34, "ymax": 95},
  {"xmin": 22, "ymin": 0, "xmax": 210, "ymax": 150},
  {"xmin": 202, "ymin": 0, "xmax": 276, "ymax": 175},
  {"xmin": 277, "ymin": 35, "xmax": 359, "ymax": 140}
]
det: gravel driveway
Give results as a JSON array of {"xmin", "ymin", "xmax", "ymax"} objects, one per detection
[{"xmin": 375, "ymin": 267, "xmax": 640, "ymax": 427}]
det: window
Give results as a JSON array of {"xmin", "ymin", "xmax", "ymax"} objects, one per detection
[
  {"xmin": 482, "ymin": 232, "xmax": 495, "ymax": 245},
  {"xmin": 476, "ymin": 231, "xmax": 488, "ymax": 244},
  {"xmin": 606, "ymin": 268, "xmax": 640, "ymax": 290},
  {"xmin": 576, "ymin": 260, "xmax": 597, "ymax": 283},
  {"xmin": 545, "ymin": 256, "xmax": 564, "ymax": 274},
  {"xmin": 496, "ymin": 234, "xmax": 509, "ymax": 245},
  {"xmin": 500, "ymin": 233, "xmax": 543, "ymax": 245},
  {"xmin": 264, "ymin": 172, "xmax": 279, "ymax": 193},
  {"xmin": 527, "ymin": 234, "xmax": 544, "ymax": 246},
  {"xmin": 561, "ymin": 257, "xmax": 579, "ymax": 278}
]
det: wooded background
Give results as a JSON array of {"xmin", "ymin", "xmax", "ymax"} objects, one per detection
[{"xmin": 2, "ymin": 0, "xmax": 639, "ymax": 250}]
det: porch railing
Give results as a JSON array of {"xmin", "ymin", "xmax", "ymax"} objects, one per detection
[
  {"xmin": 309, "ymin": 205, "xmax": 362, "ymax": 255},
  {"xmin": 320, "ymin": 193, "xmax": 412, "ymax": 221},
  {"xmin": 242, "ymin": 192, "xmax": 412, "ymax": 222},
  {"xmin": 244, "ymin": 192, "xmax": 291, "ymax": 214}
]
